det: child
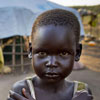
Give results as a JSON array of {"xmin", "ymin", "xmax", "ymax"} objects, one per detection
[{"xmin": 8, "ymin": 9, "xmax": 93, "ymax": 100}]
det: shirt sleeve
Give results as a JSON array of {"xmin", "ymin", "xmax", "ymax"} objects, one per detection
[{"xmin": 72, "ymin": 90, "xmax": 93, "ymax": 100}]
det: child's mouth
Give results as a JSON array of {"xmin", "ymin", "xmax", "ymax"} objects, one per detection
[{"xmin": 45, "ymin": 73, "xmax": 60, "ymax": 79}]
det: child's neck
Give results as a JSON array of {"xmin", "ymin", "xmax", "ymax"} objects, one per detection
[{"xmin": 35, "ymin": 77, "xmax": 67, "ymax": 92}]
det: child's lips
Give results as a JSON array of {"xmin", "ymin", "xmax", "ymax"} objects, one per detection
[{"xmin": 44, "ymin": 72, "xmax": 60, "ymax": 78}]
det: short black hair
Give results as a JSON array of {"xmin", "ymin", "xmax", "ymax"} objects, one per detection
[{"xmin": 31, "ymin": 9, "xmax": 80, "ymax": 44}]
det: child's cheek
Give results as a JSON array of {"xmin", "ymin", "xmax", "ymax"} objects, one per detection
[{"xmin": 33, "ymin": 54, "xmax": 47, "ymax": 68}]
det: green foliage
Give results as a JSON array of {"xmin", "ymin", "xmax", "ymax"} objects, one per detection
[
  {"xmin": 71, "ymin": 5, "xmax": 100, "ymax": 14},
  {"xmin": 89, "ymin": 17, "xmax": 98, "ymax": 27}
]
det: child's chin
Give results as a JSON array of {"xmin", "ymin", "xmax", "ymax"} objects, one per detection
[{"xmin": 43, "ymin": 76, "xmax": 61, "ymax": 83}]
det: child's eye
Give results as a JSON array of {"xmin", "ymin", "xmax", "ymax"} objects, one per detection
[
  {"xmin": 38, "ymin": 52, "xmax": 47, "ymax": 57},
  {"xmin": 59, "ymin": 52, "xmax": 69, "ymax": 56}
]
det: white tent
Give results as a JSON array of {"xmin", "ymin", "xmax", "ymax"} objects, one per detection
[{"xmin": 0, "ymin": 0, "xmax": 85, "ymax": 39}]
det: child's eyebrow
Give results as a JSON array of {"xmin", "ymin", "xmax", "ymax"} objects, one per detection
[
  {"xmin": 32, "ymin": 48, "xmax": 49, "ymax": 52},
  {"xmin": 33, "ymin": 47, "xmax": 74, "ymax": 54},
  {"xmin": 58, "ymin": 48, "xmax": 74, "ymax": 54}
]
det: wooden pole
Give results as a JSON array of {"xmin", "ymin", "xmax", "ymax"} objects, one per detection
[
  {"xmin": 12, "ymin": 37, "xmax": 16, "ymax": 72},
  {"xmin": 0, "ymin": 39, "xmax": 4, "ymax": 74},
  {"xmin": 20, "ymin": 37, "xmax": 24, "ymax": 72},
  {"xmin": 0, "ymin": 39, "xmax": 3, "ymax": 46}
]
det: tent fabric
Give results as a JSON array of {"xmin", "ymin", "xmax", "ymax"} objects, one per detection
[
  {"xmin": 0, "ymin": 7, "xmax": 36, "ymax": 39},
  {"xmin": 0, "ymin": 0, "xmax": 85, "ymax": 39},
  {"xmin": 0, "ymin": 0, "xmax": 52, "ymax": 13}
]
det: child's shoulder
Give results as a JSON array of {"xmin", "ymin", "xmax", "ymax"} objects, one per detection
[
  {"xmin": 11, "ymin": 76, "xmax": 36, "ymax": 95},
  {"xmin": 72, "ymin": 81, "xmax": 93, "ymax": 99},
  {"xmin": 73, "ymin": 81, "xmax": 92, "ymax": 95},
  {"xmin": 66, "ymin": 80, "xmax": 92, "ymax": 95},
  {"xmin": 12, "ymin": 79, "xmax": 27, "ymax": 95}
]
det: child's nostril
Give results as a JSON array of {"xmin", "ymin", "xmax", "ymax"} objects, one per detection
[{"xmin": 46, "ymin": 64, "xmax": 58, "ymax": 68}]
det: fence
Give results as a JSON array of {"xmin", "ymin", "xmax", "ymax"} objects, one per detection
[{"xmin": 0, "ymin": 36, "xmax": 31, "ymax": 73}]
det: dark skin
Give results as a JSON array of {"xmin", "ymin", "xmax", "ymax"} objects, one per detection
[{"xmin": 8, "ymin": 25, "xmax": 82, "ymax": 100}]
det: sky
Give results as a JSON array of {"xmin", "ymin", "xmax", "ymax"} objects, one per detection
[{"xmin": 48, "ymin": 0, "xmax": 100, "ymax": 6}]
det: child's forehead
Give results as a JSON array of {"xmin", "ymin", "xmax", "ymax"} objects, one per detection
[
  {"xmin": 33, "ymin": 25, "xmax": 76, "ymax": 49},
  {"xmin": 34, "ymin": 25, "xmax": 74, "ymax": 40}
]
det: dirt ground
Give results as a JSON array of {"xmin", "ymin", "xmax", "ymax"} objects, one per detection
[
  {"xmin": 0, "ymin": 43, "xmax": 100, "ymax": 100},
  {"xmin": 80, "ymin": 42, "xmax": 100, "ymax": 72}
]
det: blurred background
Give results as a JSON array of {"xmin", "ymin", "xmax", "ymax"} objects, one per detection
[{"xmin": 0, "ymin": 0, "xmax": 100, "ymax": 100}]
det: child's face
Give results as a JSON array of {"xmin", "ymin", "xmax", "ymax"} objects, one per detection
[{"xmin": 32, "ymin": 25, "xmax": 76, "ymax": 83}]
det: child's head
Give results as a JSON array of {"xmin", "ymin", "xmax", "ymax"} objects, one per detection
[
  {"xmin": 32, "ymin": 9, "xmax": 80, "ymax": 45},
  {"xmin": 30, "ymin": 9, "xmax": 81, "ymax": 83}
]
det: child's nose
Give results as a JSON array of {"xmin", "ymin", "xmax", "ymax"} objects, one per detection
[{"xmin": 46, "ymin": 56, "xmax": 58, "ymax": 68}]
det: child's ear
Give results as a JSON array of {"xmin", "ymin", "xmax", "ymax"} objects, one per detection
[
  {"xmin": 75, "ymin": 43, "xmax": 82, "ymax": 61},
  {"xmin": 28, "ymin": 42, "xmax": 32, "ymax": 59}
]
